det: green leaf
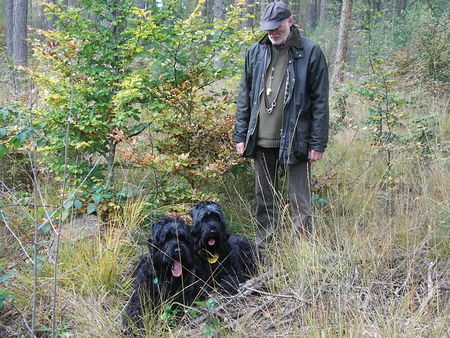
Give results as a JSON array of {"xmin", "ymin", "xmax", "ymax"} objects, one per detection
[
  {"xmin": 0, "ymin": 144, "xmax": 8, "ymax": 158},
  {"xmin": 207, "ymin": 297, "xmax": 217, "ymax": 309},
  {"xmin": 9, "ymin": 137, "xmax": 21, "ymax": 147},
  {"xmin": 36, "ymin": 138, "xmax": 47, "ymax": 147},
  {"xmin": 62, "ymin": 210, "xmax": 70, "ymax": 221},
  {"xmin": 0, "ymin": 128, "xmax": 7, "ymax": 137},
  {"xmin": 15, "ymin": 129, "xmax": 30, "ymax": 145},
  {"xmin": 87, "ymin": 203, "xmax": 96, "ymax": 214},
  {"xmin": 39, "ymin": 220, "xmax": 52, "ymax": 234},
  {"xmin": 73, "ymin": 200, "xmax": 83, "ymax": 209},
  {"xmin": 0, "ymin": 270, "xmax": 16, "ymax": 283},
  {"xmin": 125, "ymin": 122, "xmax": 150, "ymax": 137},
  {"xmin": 0, "ymin": 290, "xmax": 10, "ymax": 309},
  {"xmin": 64, "ymin": 200, "xmax": 74, "ymax": 210},
  {"xmin": 92, "ymin": 194, "xmax": 102, "ymax": 205}
]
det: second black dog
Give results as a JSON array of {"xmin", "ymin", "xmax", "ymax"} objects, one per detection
[{"xmin": 190, "ymin": 201, "xmax": 256, "ymax": 295}]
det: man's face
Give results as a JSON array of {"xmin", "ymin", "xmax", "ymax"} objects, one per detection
[{"xmin": 267, "ymin": 17, "xmax": 293, "ymax": 45}]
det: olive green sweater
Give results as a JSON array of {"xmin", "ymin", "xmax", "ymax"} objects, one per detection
[{"xmin": 257, "ymin": 40, "xmax": 291, "ymax": 148}]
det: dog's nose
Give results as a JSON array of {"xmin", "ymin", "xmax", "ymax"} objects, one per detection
[{"xmin": 174, "ymin": 248, "xmax": 181, "ymax": 254}]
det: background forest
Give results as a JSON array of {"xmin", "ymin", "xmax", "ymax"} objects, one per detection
[{"xmin": 0, "ymin": 0, "xmax": 448, "ymax": 336}]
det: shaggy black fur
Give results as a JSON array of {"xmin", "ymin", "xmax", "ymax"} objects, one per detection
[
  {"xmin": 124, "ymin": 216, "xmax": 199, "ymax": 331},
  {"xmin": 190, "ymin": 201, "xmax": 257, "ymax": 295}
]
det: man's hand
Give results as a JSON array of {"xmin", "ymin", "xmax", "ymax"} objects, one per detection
[
  {"xmin": 308, "ymin": 150, "xmax": 323, "ymax": 163},
  {"xmin": 235, "ymin": 142, "xmax": 245, "ymax": 156}
]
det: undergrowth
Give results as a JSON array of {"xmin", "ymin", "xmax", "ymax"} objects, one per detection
[{"xmin": 1, "ymin": 89, "xmax": 449, "ymax": 337}]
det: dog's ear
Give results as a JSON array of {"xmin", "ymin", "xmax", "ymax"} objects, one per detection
[
  {"xmin": 151, "ymin": 217, "xmax": 167, "ymax": 245},
  {"xmin": 147, "ymin": 237, "xmax": 155, "ymax": 253},
  {"xmin": 189, "ymin": 205, "xmax": 201, "ymax": 226}
]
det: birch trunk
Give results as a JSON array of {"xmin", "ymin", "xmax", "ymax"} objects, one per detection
[{"xmin": 331, "ymin": 0, "xmax": 353, "ymax": 88}]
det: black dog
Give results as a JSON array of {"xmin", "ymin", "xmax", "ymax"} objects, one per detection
[
  {"xmin": 190, "ymin": 201, "xmax": 257, "ymax": 295},
  {"xmin": 124, "ymin": 216, "xmax": 199, "ymax": 331}
]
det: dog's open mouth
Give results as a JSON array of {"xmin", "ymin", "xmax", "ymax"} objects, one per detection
[
  {"xmin": 207, "ymin": 238, "xmax": 216, "ymax": 246},
  {"xmin": 171, "ymin": 261, "xmax": 182, "ymax": 277}
]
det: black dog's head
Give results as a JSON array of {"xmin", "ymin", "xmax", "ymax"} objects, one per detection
[
  {"xmin": 190, "ymin": 201, "xmax": 230, "ymax": 261},
  {"xmin": 148, "ymin": 216, "xmax": 194, "ymax": 278}
]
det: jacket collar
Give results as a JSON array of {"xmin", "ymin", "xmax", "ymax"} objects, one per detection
[{"xmin": 259, "ymin": 26, "xmax": 303, "ymax": 49}]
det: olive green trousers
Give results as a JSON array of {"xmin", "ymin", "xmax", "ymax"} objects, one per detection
[{"xmin": 254, "ymin": 147, "xmax": 312, "ymax": 244}]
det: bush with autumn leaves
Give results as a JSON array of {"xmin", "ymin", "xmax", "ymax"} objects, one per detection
[{"xmin": 0, "ymin": 0, "xmax": 256, "ymax": 216}]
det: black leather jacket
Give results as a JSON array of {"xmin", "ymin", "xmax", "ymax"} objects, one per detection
[{"xmin": 232, "ymin": 28, "xmax": 329, "ymax": 164}]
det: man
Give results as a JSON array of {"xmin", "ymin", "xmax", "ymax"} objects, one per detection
[{"xmin": 232, "ymin": 2, "xmax": 329, "ymax": 244}]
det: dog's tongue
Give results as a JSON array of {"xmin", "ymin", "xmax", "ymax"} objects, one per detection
[
  {"xmin": 171, "ymin": 262, "xmax": 182, "ymax": 278},
  {"xmin": 208, "ymin": 238, "xmax": 216, "ymax": 246}
]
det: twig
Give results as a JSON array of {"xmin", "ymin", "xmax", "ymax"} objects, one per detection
[
  {"xmin": 438, "ymin": 285, "xmax": 450, "ymax": 292},
  {"xmin": 1, "ymin": 210, "xmax": 34, "ymax": 264},
  {"xmin": 427, "ymin": 261, "xmax": 436, "ymax": 298},
  {"xmin": 242, "ymin": 286, "xmax": 305, "ymax": 300},
  {"xmin": 114, "ymin": 289, "xmax": 135, "ymax": 323},
  {"xmin": 28, "ymin": 134, "xmax": 40, "ymax": 335},
  {"xmin": 279, "ymin": 304, "xmax": 303, "ymax": 321},
  {"xmin": 273, "ymin": 316, "xmax": 297, "ymax": 327},
  {"xmin": 326, "ymin": 127, "xmax": 359, "ymax": 175},
  {"xmin": 52, "ymin": 64, "xmax": 75, "ymax": 338},
  {"xmin": 11, "ymin": 302, "xmax": 36, "ymax": 338},
  {"xmin": 416, "ymin": 261, "xmax": 439, "ymax": 316},
  {"xmin": 0, "ymin": 204, "xmax": 59, "ymax": 208},
  {"xmin": 232, "ymin": 296, "xmax": 276, "ymax": 327},
  {"xmin": 181, "ymin": 271, "xmax": 273, "ymax": 329}
]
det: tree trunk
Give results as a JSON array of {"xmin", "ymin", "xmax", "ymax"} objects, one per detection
[
  {"xmin": 104, "ymin": 141, "xmax": 117, "ymax": 187},
  {"xmin": 38, "ymin": 0, "xmax": 51, "ymax": 30},
  {"xmin": 4, "ymin": 0, "xmax": 14, "ymax": 58},
  {"xmin": 308, "ymin": 0, "xmax": 318, "ymax": 30},
  {"xmin": 213, "ymin": 0, "xmax": 224, "ymax": 20},
  {"xmin": 13, "ymin": 0, "xmax": 28, "ymax": 65},
  {"xmin": 201, "ymin": 0, "xmax": 212, "ymax": 22},
  {"xmin": 319, "ymin": 0, "xmax": 326, "ymax": 22},
  {"xmin": 295, "ymin": 0, "xmax": 306, "ymax": 33},
  {"xmin": 136, "ymin": 0, "xmax": 149, "ymax": 10},
  {"xmin": 243, "ymin": 0, "xmax": 254, "ymax": 28},
  {"xmin": 372, "ymin": 0, "xmax": 381, "ymax": 13},
  {"xmin": 331, "ymin": 0, "xmax": 353, "ymax": 88},
  {"xmin": 394, "ymin": 0, "xmax": 407, "ymax": 17}
]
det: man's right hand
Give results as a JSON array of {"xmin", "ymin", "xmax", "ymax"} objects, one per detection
[{"xmin": 235, "ymin": 142, "xmax": 245, "ymax": 156}]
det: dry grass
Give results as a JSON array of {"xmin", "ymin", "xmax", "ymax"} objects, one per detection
[{"xmin": 1, "ymin": 86, "xmax": 449, "ymax": 337}]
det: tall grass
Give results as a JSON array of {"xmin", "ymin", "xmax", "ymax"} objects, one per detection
[{"xmin": 3, "ymin": 91, "xmax": 448, "ymax": 336}]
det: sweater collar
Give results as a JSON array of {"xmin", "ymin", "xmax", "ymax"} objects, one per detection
[{"xmin": 259, "ymin": 26, "xmax": 303, "ymax": 49}]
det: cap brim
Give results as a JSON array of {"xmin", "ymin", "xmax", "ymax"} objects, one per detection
[{"xmin": 260, "ymin": 20, "xmax": 282, "ymax": 31}]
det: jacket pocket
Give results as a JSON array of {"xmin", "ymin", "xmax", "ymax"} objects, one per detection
[{"xmin": 293, "ymin": 129, "xmax": 308, "ymax": 160}]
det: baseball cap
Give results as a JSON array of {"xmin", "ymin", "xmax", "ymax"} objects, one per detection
[{"xmin": 260, "ymin": 2, "xmax": 292, "ymax": 31}]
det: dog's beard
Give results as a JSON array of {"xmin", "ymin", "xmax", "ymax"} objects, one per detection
[
  {"xmin": 196, "ymin": 220, "xmax": 229, "ymax": 264},
  {"xmin": 204, "ymin": 232, "xmax": 219, "ymax": 250},
  {"xmin": 152, "ymin": 241, "xmax": 193, "ymax": 278},
  {"xmin": 200, "ymin": 230, "xmax": 222, "ymax": 252}
]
